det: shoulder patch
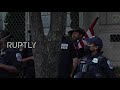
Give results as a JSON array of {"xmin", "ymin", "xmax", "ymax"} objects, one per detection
[
  {"xmin": 16, "ymin": 53, "xmax": 22, "ymax": 61},
  {"xmin": 92, "ymin": 58, "xmax": 98, "ymax": 63},
  {"xmin": 61, "ymin": 44, "xmax": 68, "ymax": 49},
  {"xmin": 107, "ymin": 60, "xmax": 113, "ymax": 69},
  {"xmin": 0, "ymin": 51, "xmax": 6, "ymax": 56}
]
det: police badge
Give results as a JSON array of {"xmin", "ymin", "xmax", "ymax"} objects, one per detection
[
  {"xmin": 16, "ymin": 53, "xmax": 22, "ymax": 62},
  {"xmin": 92, "ymin": 58, "xmax": 98, "ymax": 63},
  {"xmin": 107, "ymin": 60, "xmax": 113, "ymax": 69}
]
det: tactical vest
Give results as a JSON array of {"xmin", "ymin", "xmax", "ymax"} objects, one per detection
[{"xmin": 74, "ymin": 55, "xmax": 104, "ymax": 78}]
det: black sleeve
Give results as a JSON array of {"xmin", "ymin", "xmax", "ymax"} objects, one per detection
[
  {"xmin": 6, "ymin": 51, "xmax": 22, "ymax": 71},
  {"xmin": 77, "ymin": 48, "xmax": 85, "ymax": 59},
  {"xmin": 69, "ymin": 41, "xmax": 77, "ymax": 58},
  {"xmin": 26, "ymin": 48, "xmax": 33, "ymax": 57},
  {"xmin": 100, "ymin": 59, "xmax": 115, "ymax": 78},
  {"xmin": 61, "ymin": 36, "xmax": 77, "ymax": 59},
  {"xmin": 13, "ymin": 53, "xmax": 22, "ymax": 70}
]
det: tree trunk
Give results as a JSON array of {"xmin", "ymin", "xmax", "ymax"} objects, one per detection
[{"xmin": 30, "ymin": 12, "xmax": 67, "ymax": 78}]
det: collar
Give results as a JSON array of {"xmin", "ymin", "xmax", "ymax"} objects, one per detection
[{"xmin": 90, "ymin": 52, "xmax": 103, "ymax": 58}]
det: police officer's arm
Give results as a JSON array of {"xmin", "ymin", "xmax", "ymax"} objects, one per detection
[
  {"xmin": 22, "ymin": 48, "xmax": 34, "ymax": 62},
  {"xmin": 70, "ymin": 42, "xmax": 79, "ymax": 77},
  {"xmin": 0, "ymin": 63, "xmax": 17, "ymax": 72},
  {"xmin": 100, "ymin": 59, "xmax": 115, "ymax": 78},
  {"xmin": 70, "ymin": 58, "xmax": 79, "ymax": 77},
  {"xmin": 22, "ymin": 56, "xmax": 34, "ymax": 62}
]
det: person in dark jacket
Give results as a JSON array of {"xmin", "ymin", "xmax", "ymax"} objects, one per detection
[
  {"xmin": 58, "ymin": 27, "xmax": 86, "ymax": 78},
  {"xmin": 74, "ymin": 36, "xmax": 115, "ymax": 78},
  {"xmin": 0, "ymin": 30, "xmax": 22, "ymax": 78},
  {"xmin": 57, "ymin": 35, "xmax": 78, "ymax": 78},
  {"xmin": 68, "ymin": 27, "xmax": 86, "ymax": 77}
]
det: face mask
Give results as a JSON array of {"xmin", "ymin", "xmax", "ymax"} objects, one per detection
[{"xmin": 84, "ymin": 45, "xmax": 91, "ymax": 55}]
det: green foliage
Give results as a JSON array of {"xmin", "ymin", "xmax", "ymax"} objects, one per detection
[
  {"xmin": 113, "ymin": 66, "xmax": 120, "ymax": 78},
  {"xmin": 4, "ymin": 12, "xmax": 25, "ymax": 42}
]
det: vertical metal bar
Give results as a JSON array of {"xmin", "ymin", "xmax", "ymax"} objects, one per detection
[
  {"xmin": 25, "ymin": 12, "xmax": 30, "ymax": 41},
  {"xmin": 2, "ymin": 12, "xmax": 7, "ymax": 30}
]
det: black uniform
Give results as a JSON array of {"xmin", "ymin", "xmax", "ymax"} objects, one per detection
[
  {"xmin": 73, "ymin": 40, "xmax": 85, "ymax": 59},
  {"xmin": 58, "ymin": 36, "xmax": 77, "ymax": 78},
  {"xmin": 74, "ymin": 52, "xmax": 115, "ymax": 78},
  {"xmin": 72, "ymin": 40, "xmax": 85, "ymax": 76},
  {"xmin": 0, "ymin": 48, "xmax": 22, "ymax": 78},
  {"xmin": 19, "ymin": 48, "xmax": 35, "ymax": 78}
]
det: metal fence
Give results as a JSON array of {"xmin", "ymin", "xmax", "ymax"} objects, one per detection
[
  {"xmin": 2, "ymin": 12, "xmax": 82, "ymax": 40},
  {"xmin": 2, "ymin": 12, "xmax": 26, "ymax": 78},
  {"xmin": 4, "ymin": 12, "xmax": 25, "ymax": 42}
]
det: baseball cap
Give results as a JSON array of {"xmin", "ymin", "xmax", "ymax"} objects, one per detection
[{"xmin": 85, "ymin": 36, "xmax": 103, "ymax": 49}]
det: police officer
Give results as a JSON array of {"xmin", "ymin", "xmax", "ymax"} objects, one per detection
[
  {"xmin": 57, "ymin": 27, "xmax": 85, "ymax": 78},
  {"xmin": 68, "ymin": 27, "xmax": 86, "ymax": 77},
  {"xmin": 57, "ymin": 33, "xmax": 78, "ymax": 78},
  {"xmin": 68, "ymin": 27, "xmax": 86, "ymax": 58},
  {"xmin": 74, "ymin": 36, "xmax": 115, "ymax": 78},
  {"xmin": 0, "ymin": 30, "xmax": 22, "ymax": 78}
]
